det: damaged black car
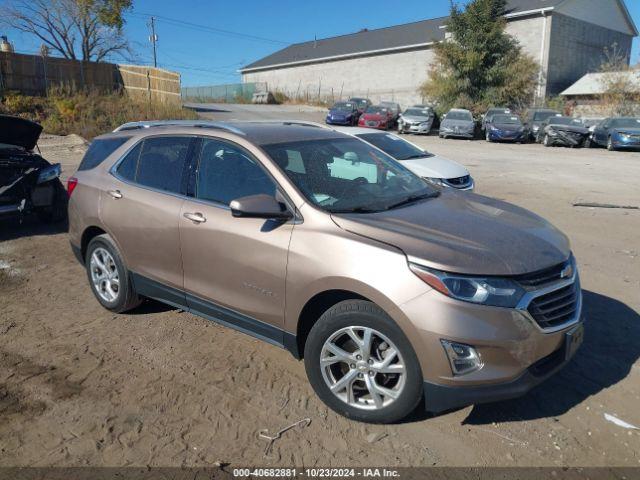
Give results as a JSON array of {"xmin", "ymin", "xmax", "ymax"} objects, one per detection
[
  {"xmin": 0, "ymin": 115, "xmax": 67, "ymax": 223},
  {"xmin": 536, "ymin": 116, "xmax": 590, "ymax": 148}
]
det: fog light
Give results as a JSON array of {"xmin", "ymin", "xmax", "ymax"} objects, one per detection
[{"xmin": 441, "ymin": 340, "xmax": 483, "ymax": 375}]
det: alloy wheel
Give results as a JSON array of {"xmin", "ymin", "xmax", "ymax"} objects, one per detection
[
  {"xmin": 90, "ymin": 247, "xmax": 120, "ymax": 302},
  {"xmin": 320, "ymin": 326, "xmax": 406, "ymax": 410}
]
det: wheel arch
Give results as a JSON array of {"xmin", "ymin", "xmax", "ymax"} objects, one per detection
[{"xmin": 80, "ymin": 225, "xmax": 107, "ymax": 263}]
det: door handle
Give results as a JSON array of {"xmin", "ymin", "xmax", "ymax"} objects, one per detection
[
  {"xmin": 183, "ymin": 212, "xmax": 207, "ymax": 224},
  {"xmin": 108, "ymin": 189, "xmax": 122, "ymax": 199}
]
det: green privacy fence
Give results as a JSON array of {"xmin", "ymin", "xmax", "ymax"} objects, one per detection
[{"xmin": 181, "ymin": 82, "xmax": 266, "ymax": 102}]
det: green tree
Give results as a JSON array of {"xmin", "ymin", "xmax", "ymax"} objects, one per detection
[
  {"xmin": 420, "ymin": 0, "xmax": 539, "ymax": 115},
  {"xmin": 1, "ymin": 0, "xmax": 133, "ymax": 62}
]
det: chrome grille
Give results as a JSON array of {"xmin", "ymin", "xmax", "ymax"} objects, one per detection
[
  {"xmin": 444, "ymin": 175, "xmax": 471, "ymax": 188},
  {"xmin": 527, "ymin": 280, "xmax": 580, "ymax": 329}
]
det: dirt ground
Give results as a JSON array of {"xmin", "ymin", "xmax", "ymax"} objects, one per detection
[{"xmin": 1, "ymin": 108, "xmax": 639, "ymax": 468}]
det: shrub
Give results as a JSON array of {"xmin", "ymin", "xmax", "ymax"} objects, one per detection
[{"xmin": 1, "ymin": 87, "xmax": 198, "ymax": 139}]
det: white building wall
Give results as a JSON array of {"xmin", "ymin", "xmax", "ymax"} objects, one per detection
[{"xmin": 243, "ymin": 48, "xmax": 436, "ymax": 107}]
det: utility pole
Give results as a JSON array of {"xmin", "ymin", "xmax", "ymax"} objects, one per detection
[{"xmin": 149, "ymin": 16, "xmax": 158, "ymax": 68}]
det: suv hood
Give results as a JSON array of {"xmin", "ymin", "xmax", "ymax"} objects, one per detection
[
  {"xmin": 442, "ymin": 119, "xmax": 474, "ymax": 129},
  {"xmin": 547, "ymin": 124, "xmax": 589, "ymax": 134},
  {"xmin": 332, "ymin": 190, "xmax": 570, "ymax": 276},
  {"xmin": 402, "ymin": 114, "xmax": 431, "ymax": 123},
  {"xmin": 613, "ymin": 127, "xmax": 640, "ymax": 135},
  {"xmin": 0, "ymin": 115, "xmax": 43, "ymax": 151},
  {"xmin": 400, "ymin": 154, "xmax": 469, "ymax": 180}
]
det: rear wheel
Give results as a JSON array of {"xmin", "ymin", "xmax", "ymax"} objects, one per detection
[
  {"xmin": 304, "ymin": 300, "xmax": 423, "ymax": 423},
  {"xmin": 86, "ymin": 234, "xmax": 142, "ymax": 313}
]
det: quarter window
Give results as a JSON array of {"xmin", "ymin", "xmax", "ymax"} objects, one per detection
[{"xmin": 196, "ymin": 139, "xmax": 276, "ymax": 205}]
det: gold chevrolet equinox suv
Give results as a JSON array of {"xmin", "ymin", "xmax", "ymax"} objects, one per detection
[{"xmin": 68, "ymin": 121, "xmax": 584, "ymax": 423}]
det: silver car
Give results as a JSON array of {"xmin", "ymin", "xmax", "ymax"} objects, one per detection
[
  {"xmin": 440, "ymin": 109, "xmax": 476, "ymax": 139},
  {"xmin": 397, "ymin": 106, "xmax": 436, "ymax": 135}
]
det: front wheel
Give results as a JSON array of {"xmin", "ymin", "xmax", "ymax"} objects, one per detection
[
  {"xmin": 543, "ymin": 134, "xmax": 551, "ymax": 147},
  {"xmin": 607, "ymin": 136, "xmax": 616, "ymax": 151},
  {"xmin": 304, "ymin": 300, "xmax": 423, "ymax": 423}
]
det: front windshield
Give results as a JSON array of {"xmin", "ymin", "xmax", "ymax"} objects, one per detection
[
  {"xmin": 610, "ymin": 118, "xmax": 640, "ymax": 129},
  {"xmin": 446, "ymin": 111, "xmax": 473, "ymax": 121},
  {"xmin": 365, "ymin": 106, "xmax": 388, "ymax": 114},
  {"xmin": 549, "ymin": 117, "xmax": 582, "ymax": 126},
  {"xmin": 262, "ymin": 137, "xmax": 437, "ymax": 213},
  {"xmin": 492, "ymin": 115, "xmax": 521, "ymax": 125},
  {"xmin": 533, "ymin": 111, "xmax": 559, "ymax": 121},
  {"xmin": 332, "ymin": 102, "xmax": 354, "ymax": 112},
  {"xmin": 357, "ymin": 133, "xmax": 434, "ymax": 161},
  {"xmin": 404, "ymin": 108, "xmax": 432, "ymax": 117}
]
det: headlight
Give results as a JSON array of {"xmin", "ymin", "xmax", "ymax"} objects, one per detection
[
  {"xmin": 409, "ymin": 263, "xmax": 526, "ymax": 307},
  {"xmin": 37, "ymin": 163, "xmax": 62, "ymax": 184},
  {"xmin": 420, "ymin": 122, "xmax": 430, "ymax": 127},
  {"xmin": 619, "ymin": 133, "xmax": 631, "ymax": 141},
  {"xmin": 423, "ymin": 177, "xmax": 444, "ymax": 186}
]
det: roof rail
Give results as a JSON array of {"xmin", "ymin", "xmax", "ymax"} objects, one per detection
[
  {"xmin": 224, "ymin": 119, "xmax": 332, "ymax": 129},
  {"xmin": 113, "ymin": 120, "xmax": 246, "ymax": 136}
]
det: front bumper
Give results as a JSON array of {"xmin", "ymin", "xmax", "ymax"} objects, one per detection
[
  {"xmin": 326, "ymin": 118, "xmax": 352, "ymax": 126},
  {"xmin": 399, "ymin": 269, "xmax": 583, "ymax": 413},
  {"xmin": 423, "ymin": 322, "xmax": 582, "ymax": 412},
  {"xmin": 488, "ymin": 130, "xmax": 526, "ymax": 142},
  {"xmin": 399, "ymin": 122, "xmax": 432, "ymax": 134},
  {"xmin": 441, "ymin": 129, "xmax": 474, "ymax": 139},
  {"xmin": 612, "ymin": 135, "xmax": 640, "ymax": 149}
]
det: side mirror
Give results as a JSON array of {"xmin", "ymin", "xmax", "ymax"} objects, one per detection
[{"xmin": 230, "ymin": 194, "xmax": 293, "ymax": 220}]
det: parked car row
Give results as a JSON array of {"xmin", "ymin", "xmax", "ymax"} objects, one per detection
[
  {"xmin": 326, "ymin": 98, "xmax": 429, "ymax": 134},
  {"xmin": 437, "ymin": 107, "xmax": 640, "ymax": 151}
]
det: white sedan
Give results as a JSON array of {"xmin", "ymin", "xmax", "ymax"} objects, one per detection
[{"xmin": 331, "ymin": 127, "xmax": 474, "ymax": 191}]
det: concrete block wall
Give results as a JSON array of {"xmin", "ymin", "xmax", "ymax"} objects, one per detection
[
  {"xmin": 546, "ymin": 13, "xmax": 633, "ymax": 96},
  {"xmin": 243, "ymin": 48, "xmax": 436, "ymax": 108}
]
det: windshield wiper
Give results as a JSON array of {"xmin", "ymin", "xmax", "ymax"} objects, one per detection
[
  {"xmin": 330, "ymin": 206, "xmax": 383, "ymax": 214},
  {"xmin": 384, "ymin": 191, "xmax": 440, "ymax": 210},
  {"xmin": 400, "ymin": 153, "xmax": 434, "ymax": 160}
]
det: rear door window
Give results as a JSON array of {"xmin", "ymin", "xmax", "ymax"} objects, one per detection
[
  {"xmin": 115, "ymin": 136, "xmax": 192, "ymax": 194},
  {"xmin": 79, "ymin": 137, "xmax": 130, "ymax": 171}
]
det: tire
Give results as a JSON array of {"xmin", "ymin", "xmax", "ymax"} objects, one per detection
[
  {"xmin": 543, "ymin": 134, "xmax": 551, "ymax": 147},
  {"xmin": 485, "ymin": 131, "xmax": 492, "ymax": 142},
  {"xmin": 304, "ymin": 300, "xmax": 423, "ymax": 424},
  {"xmin": 584, "ymin": 137, "xmax": 593, "ymax": 149},
  {"xmin": 607, "ymin": 136, "xmax": 616, "ymax": 151},
  {"xmin": 85, "ymin": 234, "xmax": 142, "ymax": 313}
]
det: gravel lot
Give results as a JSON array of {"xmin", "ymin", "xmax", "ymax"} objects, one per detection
[{"xmin": 1, "ymin": 105, "xmax": 639, "ymax": 468}]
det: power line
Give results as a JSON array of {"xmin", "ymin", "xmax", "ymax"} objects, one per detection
[{"xmin": 127, "ymin": 12, "xmax": 289, "ymax": 45}]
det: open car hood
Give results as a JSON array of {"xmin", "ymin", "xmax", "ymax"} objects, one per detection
[{"xmin": 0, "ymin": 115, "xmax": 43, "ymax": 151}]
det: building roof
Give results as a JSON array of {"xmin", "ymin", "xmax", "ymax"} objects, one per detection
[
  {"xmin": 560, "ymin": 71, "xmax": 640, "ymax": 96},
  {"xmin": 241, "ymin": 0, "xmax": 564, "ymax": 72}
]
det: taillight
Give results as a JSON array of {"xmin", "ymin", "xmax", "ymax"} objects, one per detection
[{"xmin": 67, "ymin": 177, "xmax": 78, "ymax": 197}]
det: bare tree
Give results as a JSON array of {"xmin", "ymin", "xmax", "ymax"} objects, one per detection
[
  {"xmin": 0, "ymin": 0, "xmax": 133, "ymax": 62},
  {"xmin": 599, "ymin": 43, "xmax": 640, "ymax": 117}
]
